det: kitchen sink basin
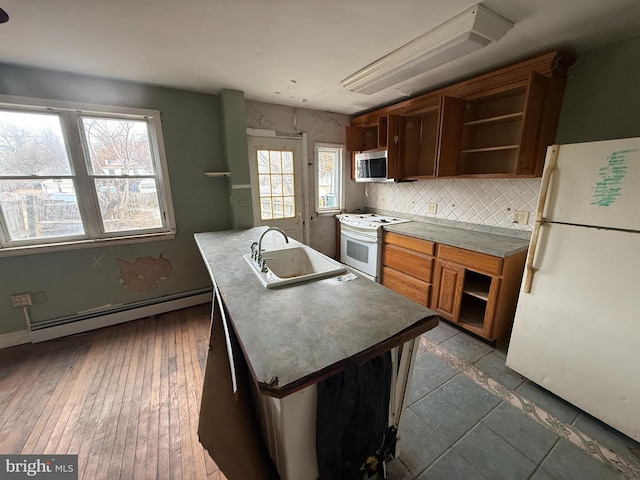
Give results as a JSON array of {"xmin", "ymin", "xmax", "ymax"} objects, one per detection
[{"xmin": 243, "ymin": 245, "xmax": 347, "ymax": 288}]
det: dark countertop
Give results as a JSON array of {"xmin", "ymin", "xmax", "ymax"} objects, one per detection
[
  {"xmin": 194, "ymin": 227, "xmax": 439, "ymax": 398},
  {"xmin": 383, "ymin": 221, "xmax": 530, "ymax": 257}
]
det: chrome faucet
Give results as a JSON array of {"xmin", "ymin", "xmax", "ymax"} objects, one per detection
[{"xmin": 254, "ymin": 227, "xmax": 289, "ymax": 272}]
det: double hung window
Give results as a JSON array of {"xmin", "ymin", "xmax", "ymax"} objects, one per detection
[{"xmin": 0, "ymin": 96, "xmax": 175, "ymax": 254}]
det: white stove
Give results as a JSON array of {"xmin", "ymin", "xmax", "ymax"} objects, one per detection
[
  {"xmin": 337, "ymin": 213, "xmax": 411, "ymax": 281},
  {"xmin": 337, "ymin": 213, "xmax": 411, "ymax": 231}
]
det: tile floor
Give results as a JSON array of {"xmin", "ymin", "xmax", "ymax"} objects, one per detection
[{"xmin": 386, "ymin": 321, "xmax": 640, "ymax": 480}]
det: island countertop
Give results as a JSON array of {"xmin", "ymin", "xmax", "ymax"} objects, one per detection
[{"xmin": 194, "ymin": 227, "xmax": 439, "ymax": 398}]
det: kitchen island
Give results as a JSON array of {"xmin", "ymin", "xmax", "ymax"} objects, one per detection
[{"xmin": 194, "ymin": 227, "xmax": 439, "ymax": 480}]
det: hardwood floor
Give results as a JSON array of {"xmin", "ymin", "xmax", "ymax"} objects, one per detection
[{"xmin": 0, "ymin": 304, "xmax": 229, "ymax": 480}]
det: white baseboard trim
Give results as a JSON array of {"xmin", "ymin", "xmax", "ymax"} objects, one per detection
[
  {"xmin": 0, "ymin": 329, "xmax": 32, "ymax": 349},
  {"xmin": 0, "ymin": 291, "xmax": 213, "ymax": 347}
]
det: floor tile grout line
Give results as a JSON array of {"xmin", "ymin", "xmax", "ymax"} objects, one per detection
[
  {"xmin": 407, "ymin": 372, "xmax": 503, "ymax": 480},
  {"xmin": 526, "ymin": 437, "xmax": 563, "ymax": 480},
  {"xmin": 420, "ymin": 337, "xmax": 640, "ymax": 479}
]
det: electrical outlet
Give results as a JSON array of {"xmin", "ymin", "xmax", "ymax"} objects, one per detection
[
  {"xmin": 512, "ymin": 210, "xmax": 530, "ymax": 225},
  {"xmin": 427, "ymin": 203, "xmax": 438, "ymax": 214},
  {"xmin": 10, "ymin": 293, "xmax": 32, "ymax": 308}
]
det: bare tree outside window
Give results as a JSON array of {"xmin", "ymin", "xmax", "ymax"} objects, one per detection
[{"xmin": 81, "ymin": 117, "xmax": 162, "ymax": 232}]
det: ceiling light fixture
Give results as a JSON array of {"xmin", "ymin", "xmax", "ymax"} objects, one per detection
[
  {"xmin": 341, "ymin": 4, "xmax": 513, "ymax": 95},
  {"xmin": 0, "ymin": 7, "xmax": 9, "ymax": 24}
]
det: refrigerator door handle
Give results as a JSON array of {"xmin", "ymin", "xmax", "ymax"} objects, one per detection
[{"xmin": 524, "ymin": 145, "xmax": 559, "ymax": 293}]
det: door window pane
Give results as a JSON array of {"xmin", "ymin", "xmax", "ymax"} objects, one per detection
[{"xmin": 256, "ymin": 148, "xmax": 296, "ymax": 221}]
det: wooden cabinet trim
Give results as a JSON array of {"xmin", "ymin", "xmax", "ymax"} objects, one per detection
[{"xmin": 351, "ymin": 51, "xmax": 573, "ymax": 125}]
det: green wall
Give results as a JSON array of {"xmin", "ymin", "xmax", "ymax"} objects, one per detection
[
  {"xmin": 556, "ymin": 34, "xmax": 640, "ymax": 143},
  {"xmin": 0, "ymin": 64, "xmax": 232, "ymax": 334}
]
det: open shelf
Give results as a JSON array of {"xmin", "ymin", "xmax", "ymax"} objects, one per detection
[
  {"xmin": 458, "ymin": 294, "xmax": 487, "ymax": 331},
  {"xmin": 463, "ymin": 270, "xmax": 491, "ymax": 301},
  {"xmin": 461, "ymin": 145, "xmax": 519, "ymax": 154},
  {"xmin": 204, "ymin": 171, "xmax": 232, "ymax": 177},
  {"xmin": 463, "ymin": 112, "xmax": 524, "ymax": 127},
  {"xmin": 457, "ymin": 270, "xmax": 491, "ymax": 332},
  {"xmin": 457, "ymin": 85, "xmax": 527, "ymax": 176}
]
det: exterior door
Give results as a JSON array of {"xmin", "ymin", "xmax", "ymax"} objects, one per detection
[{"xmin": 247, "ymin": 136, "xmax": 304, "ymax": 242}]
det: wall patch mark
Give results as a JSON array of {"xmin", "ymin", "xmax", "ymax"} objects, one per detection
[
  {"xmin": 116, "ymin": 254, "xmax": 172, "ymax": 292},
  {"xmin": 92, "ymin": 255, "xmax": 105, "ymax": 268}
]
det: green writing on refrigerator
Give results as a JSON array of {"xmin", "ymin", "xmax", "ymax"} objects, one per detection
[{"xmin": 591, "ymin": 149, "xmax": 636, "ymax": 206}]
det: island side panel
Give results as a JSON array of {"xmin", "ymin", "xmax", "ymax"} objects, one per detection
[{"xmin": 197, "ymin": 293, "xmax": 278, "ymax": 479}]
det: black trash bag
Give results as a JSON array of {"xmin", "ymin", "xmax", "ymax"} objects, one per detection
[{"xmin": 316, "ymin": 351, "xmax": 392, "ymax": 480}]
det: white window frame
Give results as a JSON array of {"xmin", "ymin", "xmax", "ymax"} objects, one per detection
[
  {"xmin": 314, "ymin": 143, "xmax": 344, "ymax": 215},
  {"xmin": 0, "ymin": 95, "xmax": 176, "ymax": 256}
]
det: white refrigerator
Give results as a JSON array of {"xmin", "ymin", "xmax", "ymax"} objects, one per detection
[{"xmin": 506, "ymin": 137, "xmax": 640, "ymax": 442}]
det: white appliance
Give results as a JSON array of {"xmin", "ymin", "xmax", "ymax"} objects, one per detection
[
  {"xmin": 506, "ymin": 138, "xmax": 640, "ymax": 441},
  {"xmin": 338, "ymin": 213, "xmax": 411, "ymax": 281}
]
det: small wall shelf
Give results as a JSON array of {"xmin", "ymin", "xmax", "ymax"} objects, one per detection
[{"xmin": 204, "ymin": 172, "xmax": 232, "ymax": 177}]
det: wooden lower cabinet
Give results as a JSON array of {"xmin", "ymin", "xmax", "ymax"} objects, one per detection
[
  {"xmin": 432, "ymin": 245, "xmax": 525, "ymax": 343},
  {"xmin": 381, "ymin": 232, "xmax": 434, "ymax": 307},
  {"xmin": 381, "ymin": 232, "xmax": 526, "ymax": 343}
]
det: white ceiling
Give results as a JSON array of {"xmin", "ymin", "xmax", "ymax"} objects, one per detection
[{"xmin": 1, "ymin": 0, "xmax": 639, "ymax": 116}]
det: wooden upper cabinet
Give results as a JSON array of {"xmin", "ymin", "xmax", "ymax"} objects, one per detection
[
  {"xmin": 346, "ymin": 116, "xmax": 388, "ymax": 152},
  {"xmin": 451, "ymin": 71, "xmax": 550, "ymax": 177},
  {"xmin": 347, "ymin": 51, "xmax": 575, "ymax": 179}
]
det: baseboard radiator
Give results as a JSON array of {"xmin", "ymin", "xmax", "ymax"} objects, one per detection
[{"xmin": 19, "ymin": 288, "xmax": 213, "ymax": 344}]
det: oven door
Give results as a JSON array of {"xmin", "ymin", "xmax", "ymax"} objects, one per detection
[{"xmin": 340, "ymin": 227, "xmax": 379, "ymax": 279}]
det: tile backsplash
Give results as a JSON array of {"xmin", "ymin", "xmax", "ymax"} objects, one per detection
[{"xmin": 364, "ymin": 178, "xmax": 542, "ymax": 232}]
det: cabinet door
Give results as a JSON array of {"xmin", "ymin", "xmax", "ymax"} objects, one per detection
[
  {"xmin": 386, "ymin": 114, "xmax": 402, "ymax": 179},
  {"xmin": 431, "ymin": 260, "xmax": 464, "ymax": 321},
  {"xmin": 515, "ymin": 71, "xmax": 548, "ymax": 175},
  {"xmin": 401, "ymin": 107, "xmax": 440, "ymax": 178},
  {"xmin": 436, "ymin": 96, "xmax": 465, "ymax": 177}
]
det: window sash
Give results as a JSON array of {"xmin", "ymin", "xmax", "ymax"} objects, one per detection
[
  {"xmin": 0, "ymin": 96, "xmax": 175, "ymax": 251},
  {"xmin": 315, "ymin": 143, "xmax": 344, "ymax": 214}
]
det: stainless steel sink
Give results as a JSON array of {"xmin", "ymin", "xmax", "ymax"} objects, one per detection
[{"xmin": 243, "ymin": 245, "xmax": 347, "ymax": 288}]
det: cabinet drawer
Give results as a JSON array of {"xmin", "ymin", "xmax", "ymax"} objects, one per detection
[
  {"xmin": 384, "ymin": 231, "xmax": 435, "ymax": 255},
  {"xmin": 381, "ymin": 267, "xmax": 431, "ymax": 306},
  {"xmin": 383, "ymin": 244, "xmax": 433, "ymax": 281},
  {"xmin": 436, "ymin": 244, "xmax": 502, "ymax": 275}
]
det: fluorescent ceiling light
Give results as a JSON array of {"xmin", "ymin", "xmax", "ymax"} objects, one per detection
[{"xmin": 341, "ymin": 4, "xmax": 513, "ymax": 95}]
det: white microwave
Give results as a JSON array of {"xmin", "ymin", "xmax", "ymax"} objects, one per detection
[{"xmin": 354, "ymin": 150, "xmax": 393, "ymax": 183}]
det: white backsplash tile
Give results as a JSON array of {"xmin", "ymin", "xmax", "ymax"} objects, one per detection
[{"xmin": 364, "ymin": 178, "xmax": 541, "ymax": 231}]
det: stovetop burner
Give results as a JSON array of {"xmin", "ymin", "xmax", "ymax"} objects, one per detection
[{"xmin": 337, "ymin": 213, "xmax": 411, "ymax": 230}]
